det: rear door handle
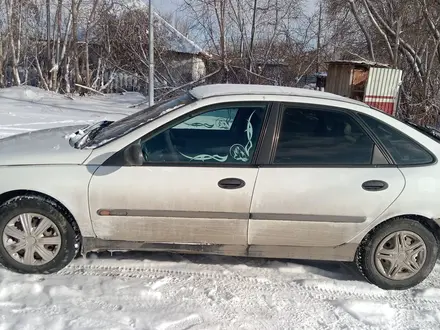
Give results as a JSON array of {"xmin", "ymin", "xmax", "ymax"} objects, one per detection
[
  {"xmin": 362, "ymin": 180, "xmax": 388, "ymax": 191},
  {"xmin": 218, "ymin": 178, "xmax": 246, "ymax": 189}
]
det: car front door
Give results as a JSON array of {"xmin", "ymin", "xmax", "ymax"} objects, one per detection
[
  {"xmin": 249, "ymin": 103, "xmax": 406, "ymax": 250},
  {"xmin": 88, "ymin": 101, "xmax": 270, "ymax": 248}
]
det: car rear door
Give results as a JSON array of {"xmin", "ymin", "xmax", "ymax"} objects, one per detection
[
  {"xmin": 248, "ymin": 102, "xmax": 406, "ymax": 249},
  {"xmin": 88, "ymin": 101, "xmax": 271, "ymax": 248}
]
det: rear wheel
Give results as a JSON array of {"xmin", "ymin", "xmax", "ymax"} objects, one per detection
[
  {"xmin": 0, "ymin": 195, "xmax": 77, "ymax": 274},
  {"xmin": 356, "ymin": 218, "xmax": 438, "ymax": 290}
]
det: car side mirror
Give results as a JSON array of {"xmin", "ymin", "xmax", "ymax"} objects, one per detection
[{"xmin": 124, "ymin": 141, "xmax": 144, "ymax": 166}]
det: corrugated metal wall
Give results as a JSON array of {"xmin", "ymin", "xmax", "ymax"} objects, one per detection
[
  {"xmin": 325, "ymin": 63, "xmax": 353, "ymax": 98},
  {"xmin": 363, "ymin": 67, "xmax": 402, "ymax": 115}
]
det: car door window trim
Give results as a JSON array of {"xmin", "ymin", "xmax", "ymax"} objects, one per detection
[
  {"xmin": 256, "ymin": 102, "xmax": 280, "ymax": 164},
  {"xmin": 352, "ymin": 112, "xmax": 396, "ymax": 165}
]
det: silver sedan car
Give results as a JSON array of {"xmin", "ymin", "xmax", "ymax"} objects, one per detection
[{"xmin": 0, "ymin": 84, "xmax": 439, "ymax": 290}]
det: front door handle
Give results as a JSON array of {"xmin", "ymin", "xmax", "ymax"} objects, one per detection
[
  {"xmin": 362, "ymin": 180, "xmax": 388, "ymax": 191},
  {"xmin": 218, "ymin": 178, "xmax": 246, "ymax": 189}
]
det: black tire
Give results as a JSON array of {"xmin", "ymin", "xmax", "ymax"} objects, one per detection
[
  {"xmin": 356, "ymin": 218, "xmax": 438, "ymax": 290},
  {"xmin": 0, "ymin": 195, "xmax": 77, "ymax": 274}
]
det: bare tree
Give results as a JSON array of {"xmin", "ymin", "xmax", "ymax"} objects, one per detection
[
  {"xmin": 182, "ymin": 0, "xmax": 306, "ymax": 84},
  {"xmin": 0, "ymin": 0, "xmax": 273, "ymax": 97},
  {"xmin": 0, "ymin": 2, "xmax": 6, "ymax": 87},
  {"xmin": 4, "ymin": 0, "xmax": 23, "ymax": 84},
  {"xmin": 324, "ymin": 0, "xmax": 440, "ymax": 124}
]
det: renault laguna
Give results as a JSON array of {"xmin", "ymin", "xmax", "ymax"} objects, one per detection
[{"xmin": 0, "ymin": 84, "xmax": 439, "ymax": 290}]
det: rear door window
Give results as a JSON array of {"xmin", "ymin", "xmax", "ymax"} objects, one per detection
[{"xmin": 274, "ymin": 107, "xmax": 375, "ymax": 165}]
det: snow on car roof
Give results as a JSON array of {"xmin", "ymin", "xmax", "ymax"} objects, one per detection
[{"xmin": 189, "ymin": 84, "xmax": 367, "ymax": 107}]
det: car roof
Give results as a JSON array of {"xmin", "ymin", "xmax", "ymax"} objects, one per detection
[{"xmin": 189, "ymin": 84, "xmax": 368, "ymax": 108}]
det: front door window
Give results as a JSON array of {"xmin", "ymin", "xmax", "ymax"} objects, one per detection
[{"xmin": 141, "ymin": 103, "xmax": 268, "ymax": 164}]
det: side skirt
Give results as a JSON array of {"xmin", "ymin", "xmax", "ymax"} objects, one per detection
[{"xmin": 82, "ymin": 237, "xmax": 358, "ymax": 262}]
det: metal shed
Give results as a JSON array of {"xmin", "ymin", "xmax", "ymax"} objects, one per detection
[{"xmin": 325, "ymin": 60, "xmax": 403, "ymax": 116}]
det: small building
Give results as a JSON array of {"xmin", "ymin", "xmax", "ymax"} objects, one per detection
[
  {"xmin": 154, "ymin": 12, "xmax": 210, "ymax": 83},
  {"xmin": 325, "ymin": 60, "xmax": 403, "ymax": 116}
]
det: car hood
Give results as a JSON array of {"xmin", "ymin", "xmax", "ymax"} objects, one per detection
[{"xmin": 0, "ymin": 125, "xmax": 94, "ymax": 166}]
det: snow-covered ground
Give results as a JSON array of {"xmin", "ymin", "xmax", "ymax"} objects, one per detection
[
  {"xmin": 0, "ymin": 86, "xmax": 143, "ymax": 139},
  {"xmin": 1, "ymin": 86, "xmax": 440, "ymax": 330}
]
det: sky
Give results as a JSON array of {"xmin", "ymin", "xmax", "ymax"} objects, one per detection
[
  {"xmin": 147, "ymin": 0, "xmax": 318, "ymax": 48},
  {"xmin": 151, "ymin": 0, "xmax": 184, "ymax": 14},
  {"xmin": 151, "ymin": 0, "xmax": 317, "ymax": 16}
]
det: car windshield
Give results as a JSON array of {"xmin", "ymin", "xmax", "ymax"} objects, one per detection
[{"xmin": 83, "ymin": 93, "xmax": 195, "ymax": 149}]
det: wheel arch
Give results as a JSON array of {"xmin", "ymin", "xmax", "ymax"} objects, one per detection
[
  {"xmin": 0, "ymin": 189, "xmax": 83, "ymax": 251},
  {"xmin": 358, "ymin": 214, "xmax": 440, "ymax": 249}
]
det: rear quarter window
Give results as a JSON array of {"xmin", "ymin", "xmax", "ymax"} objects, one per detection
[{"xmin": 358, "ymin": 113, "xmax": 434, "ymax": 166}]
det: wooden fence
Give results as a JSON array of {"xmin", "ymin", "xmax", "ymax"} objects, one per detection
[{"xmin": 2, "ymin": 66, "xmax": 147, "ymax": 93}]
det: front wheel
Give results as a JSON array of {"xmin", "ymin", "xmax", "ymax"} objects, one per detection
[
  {"xmin": 0, "ymin": 195, "xmax": 78, "ymax": 274},
  {"xmin": 356, "ymin": 218, "xmax": 438, "ymax": 290}
]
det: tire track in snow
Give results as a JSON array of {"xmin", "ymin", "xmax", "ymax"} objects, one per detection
[{"xmin": 58, "ymin": 263, "xmax": 440, "ymax": 309}]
